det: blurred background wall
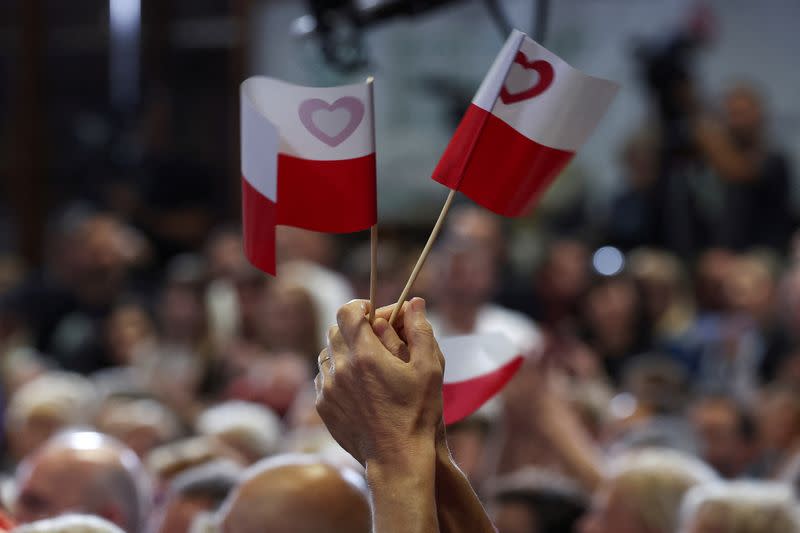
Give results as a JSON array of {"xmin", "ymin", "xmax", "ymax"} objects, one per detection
[{"xmin": 1, "ymin": 0, "xmax": 799, "ymax": 265}]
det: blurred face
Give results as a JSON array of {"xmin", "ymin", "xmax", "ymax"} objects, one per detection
[
  {"xmin": 492, "ymin": 500, "xmax": 538, "ymax": 533},
  {"xmin": 579, "ymin": 483, "xmax": 646, "ymax": 533},
  {"xmin": 160, "ymin": 285, "xmax": 206, "ymax": 343},
  {"xmin": 695, "ymin": 250, "xmax": 735, "ymax": 312},
  {"xmin": 538, "ymin": 241, "xmax": 590, "ymax": 307},
  {"xmin": 438, "ymin": 248, "xmax": 496, "ymax": 305},
  {"xmin": 757, "ymin": 391, "xmax": 800, "ymax": 451},
  {"xmin": 70, "ymin": 218, "xmax": 129, "ymax": 303},
  {"xmin": 260, "ymin": 286, "xmax": 316, "ymax": 353},
  {"xmin": 724, "ymin": 260, "xmax": 773, "ymax": 320},
  {"xmin": 157, "ymin": 495, "xmax": 214, "ymax": 533},
  {"xmin": 208, "ymin": 233, "xmax": 247, "ymax": 281},
  {"xmin": 725, "ymin": 89, "xmax": 763, "ymax": 144},
  {"xmin": 107, "ymin": 304, "xmax": 155, "ymax": 365},
  {"xmin": 584, "ymin": 279, "xmax": 638, "ymax": 335},
  {"xmin": 690, "ymin": 400, "xmax": 747, "ymax": 478}
]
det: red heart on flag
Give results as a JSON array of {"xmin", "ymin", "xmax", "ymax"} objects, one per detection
[{"xmin": 499, "ymin": 52, "xmax": 555, "ymax": 105}]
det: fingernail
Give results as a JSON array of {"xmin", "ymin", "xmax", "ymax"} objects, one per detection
[
  {"xmin": 410, "ymin": 297, "xmax": 426, "ymax": 312},
  {"xmin": 373, "ymin": 319, "xmax": 388, "ymax": 336}
]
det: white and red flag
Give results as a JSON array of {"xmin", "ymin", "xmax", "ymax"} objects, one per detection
[
  {"xmin": 433, "ymin": 30, "xmax": 618, "ymax": 216},
  {"xmin": 241, "ymin": 77, "xmax": 377, "ymax": 275},
  {"xmin": 440, "ymin": 332, "xmax": 523, "ymax": 425}
]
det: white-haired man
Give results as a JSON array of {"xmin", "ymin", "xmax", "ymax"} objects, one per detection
[
  {"xmin": 13, "ymin": 431, "xmax": 151, "ymax": 533},
  {"xmin": 5, "ymin": 372, "xmax": 98, "ymax": 462},
  {"xmin": 194, "ymin": 401, "xmax": 282, "ymax": 464},
  {"xmin": 11, "ymin": 515, "xmax": 125, "ymax": 533},
  {"xmin": 679, "ymin": 481, "xmax": 800, "ymax": 533}
]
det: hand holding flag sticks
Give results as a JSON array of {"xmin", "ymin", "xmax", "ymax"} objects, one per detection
[{"xmin": 240, "ymin": 29, "xmax": 618, "ymax": 422}]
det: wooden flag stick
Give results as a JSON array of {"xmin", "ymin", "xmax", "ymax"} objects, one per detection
[
  {"xmin": 389, "ymin": 189, "xmax": 457, "ymax": 325},
  {"xmin": 369, "ymin": 224, "xmax": 378, "ymax": 323}
]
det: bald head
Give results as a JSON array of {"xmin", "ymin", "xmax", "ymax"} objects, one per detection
[
  {"xmin": 218, "ymin": 455, "xmax": 370, "ymax": 533},
  {"xmin": 15, "ymin": 432, "xmax": 150, "ymax": 533}
]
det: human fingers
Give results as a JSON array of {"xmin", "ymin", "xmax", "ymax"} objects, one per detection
[{"xmin": 372, "ymin": 318, "xmax": 410, "ymax": 363}]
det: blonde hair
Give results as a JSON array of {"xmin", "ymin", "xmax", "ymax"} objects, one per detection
[
  {"xmin": 609, "ymin": 448, "xmax": 718, "ymax": 533},
  {"xmin": 679, "ymin": 481, "xmax": 800, "ymax": 533}
]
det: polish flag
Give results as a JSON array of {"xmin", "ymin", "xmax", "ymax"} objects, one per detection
[
  {"xmin": 241, "ymin": 77, "xmax": 377, "ymax": 275},
  {"xmin": 440, "ymin": 333, "xmax": 523, "ymax": 425},
  {"xmin": 433, "ymin": 30, "xmax": 618, "ymax": 217}
]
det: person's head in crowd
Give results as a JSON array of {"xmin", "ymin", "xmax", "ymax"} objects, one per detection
[
  {"xmin": 488, "ymin": 468, "xmax": 588, "ymax": 533},
  {"xmin": 49, "ymin": 212, "xmax": 145, "ymax": 308},
  {"xmin": 14, "ymin": 431, "xmax": 151, "ymax": 533},
  {"xmin": 275, "ymin": 227, "xmax": 337, "ymax": 267},
  {"xmin": 694, "ymin": 248, "xmax": 736, "ymax": 313},
  {"xmin": 145, "ymin": 437, "xmax": 247, "ymax": 487},
  {"xmin": 446, "ymin": 415, "xmax": 492, "ymax": 485},
  {"xmin": 579, "ymin": 448, "xmax": 717, "ymax": 533},
  {"xmin": 223, "ymin": 352, "xmax": 310, "ymax": 416},
  {"xmin": 204, "ymin": 227, "xmax": 247, "ymax": 282},
  {"xmin": 214, "ymin": 454, "xmax": 370, "ymax": 533},
  {"xmin": 342, "ymin": 240, "xmax": 410, "ymax": 308},
  {"xmin": 150, "ymin": 460, "xmax": 241, "ymax": 533},
  {"xmin": 230, "ymin": 265, "xmax": 269, "ymax": 343},
  {"xmin": 11, "ymin": 514, "xmax": 125, "ymax": 533},
  {"xmin": 195, "ymin": 402, "xmax": 282, "ymax": 465},
  {"xmin": 94, "ymin": 397, "xmax": 183, "ymax": 458},
  {"xmin": 258, "ymin": 282, "xmax": 318, "ymax": 360},
  {"xmin": 105, "ymin": 300, "xmax": 156, "ymax": 367},
  {"xmin": 724, "ymin": 84, "xmax": 766, "ymax": 148},
  {"xmin": 724, "ymin": 252, "xmax": 779, "ymax": 324},
  {"xmin": 433, "ymin": 205, "xmax": 502, "ymax": 311},
  {"xmin": 580, "ymin": 274, "xmax": 649, "ymax": 382},
  {"xmin": 628, "ymin": 248, "xmax": 694, "ymax": 338},
  {"xmin": 158, "ymin": 255, "xmax": 208, "ymax": 348},
  {"xmin": 443, "ymin": 204, "xmax": 505, "ymax": 262},
  {"xmin": 689, "ymin": 394, "xmax": 756, "ymax": 478},
  {"xmin": 623, "ymin": 354, "xmax": 689, "ymax": 416},
  {"xmin": 5, "ymin": 372, "xmax": 98, "ymax": 462},
  {"xmin": 755, "ymin": 384, "xmax": 800, "ymax": 468},
  {"xmin": 619, "ymin": 131, "xmax": 659, "ymax": 191},
  {"xmin": 534, "ymin": 239, "xmax": 591, "ymax": 325},
  {"xmin": 678, "ymin": 481, "xmax": 800, "ymax": 533}
]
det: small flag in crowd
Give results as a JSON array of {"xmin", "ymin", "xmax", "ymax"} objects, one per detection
[
  {"xmin": 241, "ymin": 77, "xmax": 377, "ymax": 275},
  {"xmin": 440, "ymin": 332, "xmax": 523, "ymax": 425},
  {"xmin": 433, "ymin": 29, "xmax": 619, "ymax": 217}
]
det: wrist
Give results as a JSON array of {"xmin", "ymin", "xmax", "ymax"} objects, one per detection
[{"xmin": 366, "ymin": 437, "xmax": 437, "ymax": 491}]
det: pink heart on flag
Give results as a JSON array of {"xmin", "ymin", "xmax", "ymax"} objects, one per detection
[
  {"xmin": 499, "ymin": 52, "xmax": 555, "ymax": 105},
  {"xmin": 298, "ymin": 97, "xmax": 365, "ymax": 148}
]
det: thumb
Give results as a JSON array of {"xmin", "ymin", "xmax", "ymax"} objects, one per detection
[
  {"xmin": 403, "ymin": 297, "xmax": 437, "ymax": 367},
  {"xmin": 373, "ymin": 318, "xmax": 410, "ymax": 363}
]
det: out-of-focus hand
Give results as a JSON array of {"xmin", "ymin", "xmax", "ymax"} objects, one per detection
[{"xmin": 315, "ymin": 298, "xmax": 444, "ymax": 466}]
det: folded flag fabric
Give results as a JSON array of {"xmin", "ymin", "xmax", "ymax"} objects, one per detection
[
  {"xmin": 440, "ymin": 332, "xmax": 524, "ymax": 425},
  {"xmin": 241, "ymin": 77, "xmax": 377, "ymax": 275},
  {"xmin": 433, "ymin": 29, "xmax": 619, "ymax": 217}
]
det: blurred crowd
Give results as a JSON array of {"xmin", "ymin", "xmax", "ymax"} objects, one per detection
[{"xmin": 1, "ymin": 27, "xmax": 800, "ymax": 533}]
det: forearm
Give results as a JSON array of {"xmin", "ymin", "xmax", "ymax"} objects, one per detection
[
  {"xmin": 366, "ymin": 439, "xmax": 439, "ymax": 533},
  {"xmin": 435, "ymin": 439, "xmax": 497, "ymax": 533},
  {"xmin": 538, "ymin": 404, "xmax": 603, "ymax": 491}
]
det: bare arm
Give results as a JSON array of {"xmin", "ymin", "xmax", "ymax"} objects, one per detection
[
  {"xmin": 316, "ymin": 299, "xmax": 444, "ymax": 533},
  {"xmin": 367, "ymin": 438, "xmax": 439, "ymax": 533},
  {"xmin": 434, "ymin": 432, "xmax": 497, "ymax": 533}
]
